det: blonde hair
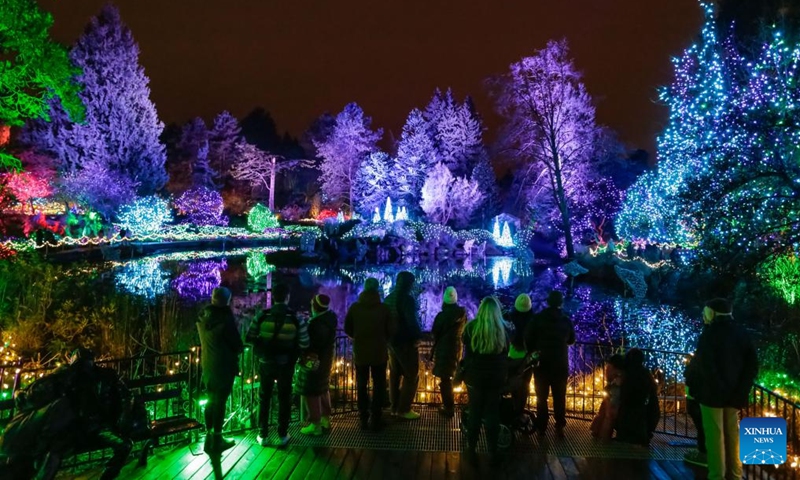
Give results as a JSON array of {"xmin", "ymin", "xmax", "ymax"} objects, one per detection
[{"xmin": 470, "ymin": 297, "xmax": 507, "ymax": 354}]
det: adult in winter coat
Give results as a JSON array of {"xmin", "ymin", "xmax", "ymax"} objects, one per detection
[
  {"xmin": 246, "ymin": 283, "xmax": 309, "ymax": 448},
  {"xmin": 384, "ymin": 271, "xmax": 423, "ymax": 420},
  {"xmin": 297, "ymin": 294, "xmax": 337, "ymax": 436},
  {"xmin": 461, "ymin": 297, "xmax": 512, "ymax": 465},
  {"xmin": 688, "ymin": 298, "xmax": 758, "ymax": 480},
  {"xmin": 431, "ymin": 286, "xmax": 466, "ymax": 418},
  {"xmin": 505, "ymin": 293, "xmax": 535, "ymax": 417},
  {"xmin": 615, "ymin": 348, "xmax": 660, "ymax": 446},
  {"xmin": 197, "ymin": 287, "xmax": 244, "ymax": 457},
  {"xmin": 524, "ymin": 290, "xmax": 575, "ymax": 437},
  {"xmin": 344, "ymin": 277, "xmax": 395, "ymax": 430}
]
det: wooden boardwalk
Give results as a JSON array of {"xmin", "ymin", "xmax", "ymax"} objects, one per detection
[{"xmin": 59, "ymin": 431, "xmax": 705, "ymax": 480}]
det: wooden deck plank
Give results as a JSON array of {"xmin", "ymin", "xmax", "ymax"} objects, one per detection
[
  {"xmin": 255, "ymin": 445, "xmax": 292, "ymax": 480},
  {"xmin": 353, "ymin": 449, "xmax": 376, "ymax": 479},
  {"xmin": 366, "ymin": 448, "xmax": 387, "ymax": 480},
  {"xmin": 236, "ymin": 445, "xmax": 280, "ymax": 480},
  {"xmin": 305, "ymin": 447, "xmax": 335, "ymax": 479},
  {"xmin": 383, "ymin": 450, "xmax": 405, "ymax": 480},
  {"xmin": 139, "ymin": 443, "xmax": 199, "ymax": 480},
  {"xmin": 399, "ymin": 451, "xmax": 419, "ymax": 480},
  {"xmin": 668, "ymin": 459, "xmax": 701, "ymax": 479},
  {"xmin": 558, "ymin": 457, "xmax": 581, "ymax": 479},
  {"xmin": 547, "ymin": 454, "xmax": 568, "ymax": 480},
  {"xmin": 271, "ymin": 446, "xmax": 306, "ymax": 479},
  {"xmin": 220, "ymin": 443, "xmax": 261, "ymax": 478},
  {"xmin": 189, "ymin": 435, "xmax": 251, "ymax": 479},
  {"xmin": 444, "ymin": 452, "xmax": 460, "ymax": 480},
  {"xmin": 415, "ymin": 451, "xmax": 433, "ymax": 480},
  {"xmin": 320, "ymin": 447, "xmax": 348, "ymax": 479},
  {"xmin": 336, "ymin": 448, "xmax": 363, "ymax": 480},
  {"xmin": 430, "ymin": 451, "xmax": 447, "ymax": 479},
  {"xmin": 288, "ymin": 447, "xmax": 320, "ymax": 480}
]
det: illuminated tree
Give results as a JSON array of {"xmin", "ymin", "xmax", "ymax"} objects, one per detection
[
  {"xmin": 231, "ymin": 142, "xmax": 312, "ymax": 210},
  {"xmin": 60, "ymin": 159, "xmax": 138, "ymax": 220},
  {"xmin": 116, "ymin": 196, "xmax": 173, "ymax": 235},
  {"xmin": 174, "ymin": 186, "xmax": 228, "ymax": 226},
  {"xmin": 618, "ymin": 2, "xmax": 800, "ymax": 270},
  {"xmin": 247, "ymin": 203, "xmax": 279, "ymax": 232},
  {"xmin": 353, "ymin": 151, "xmax": 394, "ymax": 216},
  {"xmin": 208, "ymin": 110, "xmax": 241, "ymax": 186},
  {"xmin": 21, "ymin": 5, "xmax": 166, "ymax": 194},
  {"xmin": 313, "ymin": 103, "xmax": 382, "ymax": 210},
  {"xmin": 420, "ymin": 162, "xmax": 484, "ymax": 226},
  {"xmin": 395, "ymin": 109, "xmax": 437, "ymax": 211},
  {"xmin": 0, "ymin": 0, "xmax": 84, "ymax": 169},
  {"xmin": 490, "ymin": 39, "xmax": 600, "ymax": 258},
  {"xmin": 4, "ymin": 171, "xmax": 53, "ymax": 212}
]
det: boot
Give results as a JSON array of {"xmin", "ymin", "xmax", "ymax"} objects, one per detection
[{"xmin": 204, "ymin": 433, "xmax": 235, "ymax": 455}]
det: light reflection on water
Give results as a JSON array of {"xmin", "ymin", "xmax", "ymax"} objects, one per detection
[{"xmin": 111, "ymin": 249, "xmax": 701, "ymax": 354}]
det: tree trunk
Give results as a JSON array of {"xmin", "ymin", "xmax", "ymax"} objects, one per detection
[
  {"xmin": 552, "ymin": 152, "xmax": 575, "ymax": 259},
  {"xmin": 269, "ymin": 157, "xmax": 276, "ymax": 211}
]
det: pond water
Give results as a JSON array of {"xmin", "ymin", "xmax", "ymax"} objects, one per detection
[{"xmin": 111, "ymin": 247, "xmax": 702, "ymax": 356}]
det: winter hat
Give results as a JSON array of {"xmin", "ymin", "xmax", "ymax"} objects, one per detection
[
  {"xmin": 443, "ymin": 286, "xmax": 458, "ymax": 305},
  {"xmin": 364, "ymin": 277, "xmax": 380, "ymax": 292},
  {"xmin": 211, "ymin": 287, "xmax": 232, "ymax": 306},
  {"xmin": 705, "ymin": 298, "xmax": 732, "ymax": 315},
  {"xmin": 514, "ymin": 293, "xmax": 532, "ymax": 313},
  {"xmin": 312, "ymin": 294, "xmax": 331, "ymax": 313},
  {"xmin": 547, "ymin": 290, "xmax": 564, "ymax": 308}
]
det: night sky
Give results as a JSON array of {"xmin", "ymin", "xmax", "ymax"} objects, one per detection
[{"xmin": 41, "ymin": 0, "xmax": 702, "ymax": 155}]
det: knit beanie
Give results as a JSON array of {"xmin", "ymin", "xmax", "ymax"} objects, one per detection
[
  {"xmin": 443, "ymin": 286, "xmax": 458, "ymax": 305},
  {"xmin": 364, "ymin": 277, "xmax": 380, "ymax": 292},
  {"xmin": 705, "ymin": 298, "xmax": 732, "ymax": 315},
  {"xmin": 312, "ymin": 294, "xmax": 331, "ymax": 313},
  {"xmin": 211, "ymin": 287, "xmax": 232, "ymax": 306},
  {"xmin": 514, "ymin": 293, "xmax": 532, "ymax": 313}
]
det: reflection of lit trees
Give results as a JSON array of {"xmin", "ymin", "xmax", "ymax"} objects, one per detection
[
  {"xmin": 172, "ymin": 259, "xmax": 226, "ymax": 302},
  {"xmin": 115, "ymin": 259, "xmax": 168, "ymax": 300}
]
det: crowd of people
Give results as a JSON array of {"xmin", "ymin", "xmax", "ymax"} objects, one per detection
[
  {"xmin": 0, "ymin": 275, "xmax": 759, "ymax": 479},
  {"xmin": 196, "ymin": 272, "xmax": 666, "ymax": 469}
]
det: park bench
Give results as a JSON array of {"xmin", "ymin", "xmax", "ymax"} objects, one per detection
[{"xmin": 125, "ymin": 371, "xmax": 204, "ymax": 466}]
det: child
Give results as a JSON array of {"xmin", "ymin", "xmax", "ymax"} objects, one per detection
[{"xmin": 590, "ymin": 354, "xmax": 625, "ymax": 440}]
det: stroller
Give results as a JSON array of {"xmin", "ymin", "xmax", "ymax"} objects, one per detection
[{"xmin": 460, "ymin": 354, "xmax": 538, "ymax": 449}]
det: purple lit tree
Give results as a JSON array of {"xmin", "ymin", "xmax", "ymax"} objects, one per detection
[
  {"xmin": 208, "ymin": 110, "xmax": 242, "ymax": 186},
  {"xmin": 489, "ymin": 39, "xmax": 600, "ymax": 258},
  {"xmin": 420, "ymin": 162, "xmax": 484, "ymax": 226},
  {"xmin": 470, "ymin": 155, "xmax": 500, "ymax": 225},
  {"xmin": 177, "ymin": 117, "xmax": 215, "ymax": 189},
  {"xmin": 395, "ymin": 109, "xmax": 437, "ymax": 211},
  {"xmin": 21, "ymin": 4, "xmax": 166, "ymax": 195},
  {"xmin": 60, "ymin": 159, "xmax": 138, "ymax": 220},
  {"xmin": 174, "ymin": 186, "xmax": 228, "ymax": 226},
  {"xmin": 313, "ymin": 103, "xmax": 382, "ymax": 211},
  {"xmin": 353, "ymin": 151, "xmax": 394, "ymax": 216}
]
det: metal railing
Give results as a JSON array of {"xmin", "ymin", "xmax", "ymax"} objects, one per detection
[{"xmin": 1, "ymin": 340, "xmax": 797, "ymax": 478}]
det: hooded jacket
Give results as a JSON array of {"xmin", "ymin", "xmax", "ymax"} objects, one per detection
[
  {"xmin": 197, "ymin": 305, "xmax": 244, "ymax": 389},
  {"xmin": 687, "ymin": 317, "xmax": 757, "ymax": 408},
  {"xmin": 384, "ymin": 272, "xmax": 422, "ymax": 347},
  {"xmin": 432, "ymin": 303, "xmax": 467, "ymax": 378},
  {"xmin": 344, "ymin": 290, "xmax": 395, "ymax": 365},
  {"xmin": 524, "ymin": 306, "xmax": 575, "ymax": 377}
]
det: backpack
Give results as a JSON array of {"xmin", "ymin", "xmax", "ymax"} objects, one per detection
[
  {"xmin": 254, "ymin": 308, "xmax": 301, "ymax": 359},
  {"xmin": 14, "ymin": 367, "xmax": 71, "ymax": 414}
]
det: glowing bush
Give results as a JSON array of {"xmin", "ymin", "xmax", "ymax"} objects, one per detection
[
  {"xmin": 174, "ymin": 186, "xmax": 228, "ymax": 226},
  {"xmin": 116, "ymin": 196, "xmax": 172, "ymax": 235},
  {"xmin": 247, "ymin": 203, "xmax": 279, "ymax": 232}
]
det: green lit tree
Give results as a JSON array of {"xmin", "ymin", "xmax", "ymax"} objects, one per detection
[{"xmin": 0, "ymin": 0, "xmax": 84, "ymax": 169}]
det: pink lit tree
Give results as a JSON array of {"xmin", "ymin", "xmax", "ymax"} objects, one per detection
[
  {"xmin": 313, "ymin": 103, "xmax": 382, "ymax": 211},
  {"xmin": 489, "ymin": 39, "xmax": 601, "ymax": 258},
  {"xmin": 4, "ymin": 171, "xmax": 52, "ymax": 212}
]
